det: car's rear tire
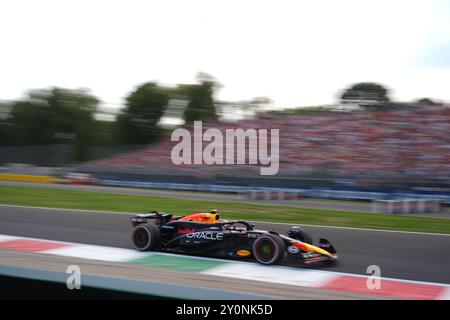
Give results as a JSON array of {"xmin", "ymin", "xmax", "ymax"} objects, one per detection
[
  {"xmin": 252, "ymin": 234, "xmax": 285, "ymax": 265},
  {"xmin": 286, "ymin": 226, "xmax": 312, "ymax": 244},
  {"xmin": 132, "ymin": 224, "xmax": 161, "ymax": 251}
]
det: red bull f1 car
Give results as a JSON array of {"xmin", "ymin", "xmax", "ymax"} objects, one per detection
[{"xmin": 130, "ymin": 210, "xmax": 338, "ymax": 265}]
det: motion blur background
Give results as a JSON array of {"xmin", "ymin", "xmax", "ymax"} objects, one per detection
[{"xmin": 1, "ymin": 0, "xmax": 450, "ymax": 202}]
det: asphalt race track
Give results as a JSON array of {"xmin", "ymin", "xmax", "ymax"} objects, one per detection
[{"xmin": 0, "ymin": 204, "xmax": 449, "ymax": 284}]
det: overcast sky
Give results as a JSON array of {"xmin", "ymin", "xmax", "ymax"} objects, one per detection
[{"xmin": 1, "ymin": 0, "xmax": 449, "ymax": 110}]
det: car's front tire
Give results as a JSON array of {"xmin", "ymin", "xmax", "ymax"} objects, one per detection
[
  {"xmin": 132, "ymin": 224, "xmax": 161, "ymax": 251},
  {"xmin": 252, "ymin": 234, "xmax": 285, "ymax": 265}
]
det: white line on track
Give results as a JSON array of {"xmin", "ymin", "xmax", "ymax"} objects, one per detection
[{"xmin": 0, "ymin": 203, "xmax": 449, "ymax": 237}]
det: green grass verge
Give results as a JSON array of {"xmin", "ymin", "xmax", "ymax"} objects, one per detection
[
  {"xmin": 0, "ymin": 185, "xmax": 449, "ymax": 234},
  {"xmin": 129, "ymin": 254, "xmax": 224, "ymax": 272}
]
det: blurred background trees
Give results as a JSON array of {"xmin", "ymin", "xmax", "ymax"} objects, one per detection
[
  {"xmin": 0, "ymin": 73, "xmax": 222, "ymax": 162},
  {"xmin": 182, "ymin": 72, "xmax": 219, "ymax": 123},
  {"xmin": 1, "ymin": 88, "xmax": 98, "ymax": 161},
  {"xmin": 340, "ymin": 82, "xmax": 390, "ymax": 104},
  {"xmin": 416, "ymin": 98, "xmax": 442, "ymax": 106},
  {"xmin": 115, "ymin": 73, "xmax": 220, "ymax": 145},
  {"xmin": 115, "ymin": 82, "xmax": 170, "ymax": 144}
]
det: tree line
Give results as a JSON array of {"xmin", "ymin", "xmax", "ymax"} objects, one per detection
[{"xmin": 0, "ymin": 74, "xmax": 218, "ymax": 160}]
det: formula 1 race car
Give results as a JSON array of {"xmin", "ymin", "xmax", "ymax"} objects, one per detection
[{"xmin": 130, "ymin": 210, "xmax": 338, "ymax": 265}]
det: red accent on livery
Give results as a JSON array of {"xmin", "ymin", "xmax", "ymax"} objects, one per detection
[
  {"xmin": 178, "ymin": 228, "xmax": 196, "ymax": 234},
  {"xmin": 320, "ymin": 275, "xmax": 446, "ymax": 300},
  {"xmin": 0, "ymin": 239, "xmax": 70, "ymax": 252}
]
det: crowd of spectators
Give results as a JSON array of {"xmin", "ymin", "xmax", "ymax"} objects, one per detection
[{"xmin": 85, "ymin": 106, "xmax": 450, "ymax": 184}]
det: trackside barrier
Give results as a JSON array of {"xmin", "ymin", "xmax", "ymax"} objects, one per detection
[
  {"xmin": 97, "ymin": 179, "xmax": 251, "ymax": 193},
  {"xmin": 240, "ymin": 190, "xmax": 303, "ymax": 200},
  {"xmin": 372, "ymin": 199, "xmax": 441, "ymax": 214},
  {"xmin": 0, "ymin": 174, "xmax": 54, "ymax": 184},
  {"xmin": 94, "ymin": 179, "xmax": 450, "ymax": 205}
]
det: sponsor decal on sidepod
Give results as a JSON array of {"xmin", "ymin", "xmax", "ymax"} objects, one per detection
[{"xmin": 186, "ymin": 232, "xmax": 224, "ymax": 240}]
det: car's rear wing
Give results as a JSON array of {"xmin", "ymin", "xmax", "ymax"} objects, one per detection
[{"xmin": 130, "ymin": 211, "xmax": 179, "ymax": 227}]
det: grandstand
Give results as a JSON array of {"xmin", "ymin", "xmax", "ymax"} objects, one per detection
[{"xmin": 82, "ymin": 106, "xmax": 450, "ymax": 188}]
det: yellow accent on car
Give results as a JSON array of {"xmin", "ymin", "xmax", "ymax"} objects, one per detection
[
  {"xmin": 302, "ymin": 243, "xmax": 331, "ymax": 256},
  {"xmin": 293, "ymin": 241, "xmax": 331, "ymax": 256},
  {"xmin": 237, "ymin": 249, "xmax": 251, "ymax": 257}
]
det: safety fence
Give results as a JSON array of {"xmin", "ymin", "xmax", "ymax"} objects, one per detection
[
  {"xmin": 240, "ymin": 190, "xmax": 303, "ymax": 200},
  {"xmin": 84, "ymin": 179, "xmax": 450, "ymax": 206},
  {"xmin": 372, "ymin": 199, "xmax": 441, "ymax": 214}
]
